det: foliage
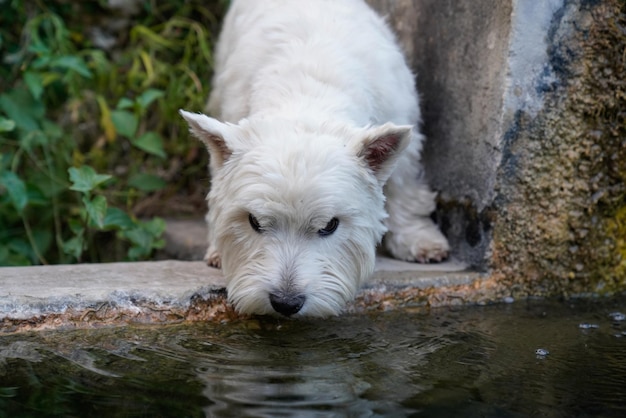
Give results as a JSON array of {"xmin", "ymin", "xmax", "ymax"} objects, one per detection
[{"xmin": 0, "ymin": 0, "xmax": 222, "ymax": 265}]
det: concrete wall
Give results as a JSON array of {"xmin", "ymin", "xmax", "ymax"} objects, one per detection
[
  {"xmin": 368, "ymin": 0, "xmax": 626, "ymax": 295},
  {"xmin": 367, "ymin": 0, "xmax": 513, "ymax": 268}
]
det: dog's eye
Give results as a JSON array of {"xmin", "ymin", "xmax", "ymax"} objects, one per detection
[
  {"xmin": 248, "ymin": 213, "xmax": 262, "ymax": 233},
  {"xmin": 318, "ymin": 217, "xmax": 339, "ymax": 237}
]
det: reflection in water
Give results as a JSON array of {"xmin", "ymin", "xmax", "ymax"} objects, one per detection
[
  {"xmin": 192, "ymin": 317, "xmax": 434, "ymax": 417},
  {"xmin": 0, "ymin": 297, "xmax": 625, "ymax": 417}
]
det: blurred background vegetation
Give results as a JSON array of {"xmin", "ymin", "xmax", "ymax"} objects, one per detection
[{"xmin": 0, "ymin": 0, "xmax": 226, "ymax": 265}]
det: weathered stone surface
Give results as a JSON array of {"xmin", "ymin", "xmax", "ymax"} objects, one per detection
[
  {"xmin": 366, "ymin": 0, "xmax": 626, "ymax": 294},
  {"xmin": 0, "ymin": 257, "xmax": 481, "ymax": 333},
  {"xmin": 0, "ymin": 261, "xmax": 228, "ymax": 333},
  {"xmin": 490, "ymin": 1, "xmax": 626, "ymax": 295}
]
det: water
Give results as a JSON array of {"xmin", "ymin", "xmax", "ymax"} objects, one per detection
[{"xmin": 1, "ymin": 296, "xmax": 625, "ymax": 417}]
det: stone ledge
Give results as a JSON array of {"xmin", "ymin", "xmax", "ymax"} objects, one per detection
[{"xmin": 0, "ymin": 257, "xmax": 486, "ymax": 334}]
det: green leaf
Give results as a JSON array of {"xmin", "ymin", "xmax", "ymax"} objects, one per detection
[
  {"xmin": 0, "ymin": 171, "xmax": 28, "ymax": 211},
  {"xmin": 31, "ymin": 55, "xmax": 52, "ymax": 71},
  {"xmin": 0, "ymin": 87, "xmax": 44, "ymax": 131},
  {"xmin": 121, "ymin": 218, "xmax": 165, "ymax": 260},
  {"xmin": 130, "ymin": 25, "xmax": 175, "ymax": 49},
  {"xmin": 116, "ymin": 97, "xmax": 135, "ymax": 110},
  {"xmin": 97, "ymin": 95, "xmax": 116, "ymax": 142},
  {"xmin": 123, "ymin": 227, "xmax": 152, "ymax": 248},
  {"xmin": 29, "ymin": 171, "xmax": 64, "ymax": 199},
  {"xmin": 27, "ymin": 40, "xmax": 50, "ymax": 56},
  {"xmin": 68, "ymin": 166, "xmax": 112, "ymax": 193},
  {"xmin": 0, "ymin": 153, "xmax": 10, "ymax": 171},
  {"xmin": 103, "ymin": 207, "xmax": 135, "ymax": 230},
  {"xmin": 132, "ymin": 132, "xmax": 166, "ymax": 158},
  {"xmin": 23, "ymin": 71, "xmax": 44, "ymax": 100},
  {"xmin": 8, "ymin": 238, "xmax": 36, "ymax": 263},
  {"xmin": 123, "ymin": 228, "xmax": 157, "ymax": 260},
  {"xmin": 142, "ymin": 217, "xmax": 166, "ymax": 237},
  {"xmin": 67, "ymin": 218, "xmax": 84, "ymax": 235},
  {"xmin": 136, "ymin": 89, "xmax": 164, "ymax": 111},
  {"xmin": 40, "ymin": 119, "xmax": 63, "ymax": 141},
  {"xmin": 25, "ymin": 184, "xmax": 50, "ymax": 206},
  {"xmin": 19, "ymin": 130, "xmax": 48, "ymax": 150},
  {"xmin": 127, "ymin": 245, "xmax": 150, "ymax": 260},
  {"xmin": 0, "ymin": 248, "xmax": 31, "ymax": 266},
  {"xmin": 83, "ymin": 195, "xmax": 107, "ymax": 229},
  {"xmin": 128, "ymin": 173, "xmax": 166, "ymax": 191},
  {"xmin": 85, "ymin": 49, "xmax": 111, "ymax": 78},
  {"xmin": 40, "ymin": 72, "xmax": 61, "ymax": 87},
  {"xmin": 0, "ymin": 117, "xmax": 15, "ymax": 132},
  {"xmin": 61, "ymin": 235, "xmax": 84, "ymax": 259},
  {"xmin": 110, "ymin": 110, "xmax": 138, "ymax": 139},
  {"xmin": 50, "ymin": 55, "xmax": 93, "ymax": 78}
]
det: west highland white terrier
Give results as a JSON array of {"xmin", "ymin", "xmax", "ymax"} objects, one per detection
[{"xmin": 180, "ymin": 0, "xmax": 449, "ymax": 317}]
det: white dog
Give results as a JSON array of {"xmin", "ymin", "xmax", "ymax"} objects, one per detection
[{"xmin": 180, "ymin": 0, "xmax": 449, "ymax": 317}]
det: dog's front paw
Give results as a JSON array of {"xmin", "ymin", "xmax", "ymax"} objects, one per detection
[
  {"xmin": 204, "ymin": 246, "xmax": 222, "ymax": 268},
  {"xmin": 385, "ymin": 219, "xmax": 450, "ymax": 263}
]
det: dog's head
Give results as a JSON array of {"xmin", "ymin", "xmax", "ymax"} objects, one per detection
[{"xmin": 181, "ymin": 110, "xmax": 411, "ymax": 317}]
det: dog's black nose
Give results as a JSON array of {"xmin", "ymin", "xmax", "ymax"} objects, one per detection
[{"xmin": 269, "ymin": 293, "xmax": 305, "ymax": 316}]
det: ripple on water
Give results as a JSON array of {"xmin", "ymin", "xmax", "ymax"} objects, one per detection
[{"xmin": 1, "ymin": 297, "xmax": 625, "ymax": 417}]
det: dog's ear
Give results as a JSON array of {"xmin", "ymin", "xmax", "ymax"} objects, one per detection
[
  {"xmin": 179, "ymin": 110, "xmax": 235, "ymax": 170},
  {"xmin": 354, "ymin": 123, "xmax": 412, "ymax": 184}
]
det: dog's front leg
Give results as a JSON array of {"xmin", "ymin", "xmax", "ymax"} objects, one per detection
[
  {"xmin": 383, "ymin": 136, "xmax": 450, "ymax": 263},
  {"xmin": 204, "ymin": 211, "xmax": 222, "ymax": 268}
]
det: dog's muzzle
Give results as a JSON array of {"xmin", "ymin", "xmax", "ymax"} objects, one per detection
[{"xmin": 269, "ymin": 293, "xmax": 305, "ymax": 316}]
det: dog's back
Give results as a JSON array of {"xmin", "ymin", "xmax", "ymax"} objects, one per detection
[{"xmin": 208, "ymin": 0, "xmax": 420, "ymax": 128}]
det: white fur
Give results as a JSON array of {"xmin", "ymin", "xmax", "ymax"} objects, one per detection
[{"xmin": 181, "ymin": 0, "xmax": 449, "ymax": 317}]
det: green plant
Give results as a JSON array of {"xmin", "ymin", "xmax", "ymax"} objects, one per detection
[
  {"xmin": 0, "ymin": 1, "xmax": 222, "ymax": 265},
  {"xmin": 62, "ymin": 165, "xmax": 166, "ymax": 261}
]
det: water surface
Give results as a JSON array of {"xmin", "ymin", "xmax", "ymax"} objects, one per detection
[{"xmin": 1, "ymin": 296, "xmax": 625, "ymax": 417}]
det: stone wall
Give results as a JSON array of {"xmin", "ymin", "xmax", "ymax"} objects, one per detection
[{"xmin": 367, "ymin": 0, "xmax": 626, "ymax": 295}]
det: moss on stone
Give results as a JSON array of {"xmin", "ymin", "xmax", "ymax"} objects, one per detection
[{"xmin": 491, "ymin": 0, "xmax": 626, "ymax": 296}]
